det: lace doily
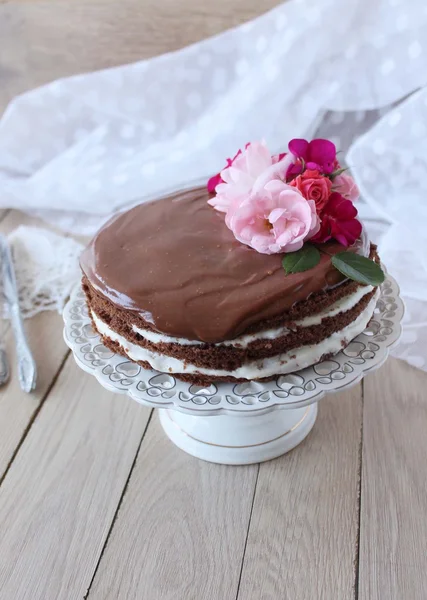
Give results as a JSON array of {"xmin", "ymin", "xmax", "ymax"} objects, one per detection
[{"xmin": 1, "ymin": 226, "xmax": 83, "ymax": 319}]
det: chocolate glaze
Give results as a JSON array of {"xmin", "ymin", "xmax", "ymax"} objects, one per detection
[{"xmin": 80, "ymin": 187, "xmax": 356, "ymax": 343}]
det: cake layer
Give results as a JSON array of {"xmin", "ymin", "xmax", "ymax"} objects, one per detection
[
  {"xmin": 80, "ymin": 187, "xmax": 369, "ymax": 343},
  {"xmin": 130, "ymin": 283, "xmax": 374, "ymax": 348},
  {"xmin": 84, "ymin": 273, "xmax": 376, "ymax": 370},
  {"xmin": 89, "ymin": 292, "xmax": 379, "ymax": 384}
]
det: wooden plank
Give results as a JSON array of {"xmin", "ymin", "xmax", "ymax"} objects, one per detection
[
  {"xmin": 0, "ymin": 210, "xmax": 72, "ymax": 480},
  {"xmin": 88, "ymin": 413, "xmax": 259, "ymax": 600},
  {"xmin": 0, "ymin": 0, "xmax": 280, "ymax": 112},
  {"xmin": 358, "ymin": 358, "xmax": 427, "ymax": 600},
  {"xmin": 237, "ymin": 387, "xmax": 362, "ymax": 600},
  {"xmin": 0, "ymin": 358, "xmax": 152, "ymax": 600},
  {"xmin": 0, "ymin": 311, "xmax": 66, "ymax": 480}
]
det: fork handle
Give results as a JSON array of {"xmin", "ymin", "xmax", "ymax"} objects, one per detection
[
  {"xmin": 0, "ymin": 346, "xmax": 9, "ymax": 386},
  {"xmin": 0, "ymin": 236, "xmax": 37, "ymax": 392},
  {"xmin": 8, "ymin": 301, "xmax": 36, "ymax": 392}
]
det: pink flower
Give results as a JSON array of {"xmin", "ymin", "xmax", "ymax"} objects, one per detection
[
  {"xmin": 207, "ymin": 142, "xmax": 294, "ymax": 212},
  {"xmin": 288, "ymin": 138, "xmax": 336, "ymax": 174},
  {"xmin": 289, "ymin": 169, "xmax": 332, "ymax": 212},
  {"xmin": 207, "ymin": 149, "xmax": 243, "ymax": 193},
  {"xmin": 311, "ymin": 192, "xmax": 362, "ymax": 247},
  {"xmin": 286, "ymin": 158, "xmax": 305, "ymax": 179},
  {"xmin": 333, "ymin": 172, "xmax": 360, "ymax": 202},
  {"xmin": 207, "ymin": 172, "xmax": 223, "ymax": 194},
  {"xmin": 225, "ymin": 181, "xmax": 320, "ymax": 255}
]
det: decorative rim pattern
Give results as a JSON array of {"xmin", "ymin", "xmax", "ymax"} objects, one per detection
[{"xmin": 63, "ymin": 274, "xmax": 404, "ymax": 416}]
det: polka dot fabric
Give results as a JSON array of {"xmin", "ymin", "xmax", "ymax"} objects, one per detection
[
  {"xmin": 345, "ymin": 89, "xmax": 427, "ymax": 372},
  {"xmin": 0, "ymin": 0, "xmax": 425, "ymax": 225}
]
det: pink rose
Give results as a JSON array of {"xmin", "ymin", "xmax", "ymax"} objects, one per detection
[
  {"xmin": 208, "ymin": 141, "xmax": 294, "ymax": 213},
  {"xmin": 333, "ymin": 172, "xmax": 360, "ymax": 202},
  {"xmin": 289, "ymin": 169, "xmax": 332, "ymax": 212},
  {"xmin": 225, "ymin": 181, "xmax": 320, "ymax": 255},
  {"xmin": 207, "ymin": 148, "xmax": 243, "ymax": 193}
]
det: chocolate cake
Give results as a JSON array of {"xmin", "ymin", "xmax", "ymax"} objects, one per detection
[{"xmin": 80, "ymin": 187, "xmax": 380, "ymax": 385}]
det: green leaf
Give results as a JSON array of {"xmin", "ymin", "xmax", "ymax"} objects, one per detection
[
  {"xmin": 331, "ymin": 252, "xmax": 385, "ymax": 286},
  {"xmin": 282, "ymin": 245, "xmax": 321, "ymax": 275},
  {"xmin": 330, "ymin": 166, "xmax": 348, "ymax": 180}
]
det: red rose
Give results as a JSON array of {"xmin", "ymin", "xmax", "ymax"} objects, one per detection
[
  {"xmin": 311, "ymin": 192, "xmax": 362, "ymax": 247},
  {"xmin": 290, "ymin": 169, "xmax": 332, "ymax": 212}
]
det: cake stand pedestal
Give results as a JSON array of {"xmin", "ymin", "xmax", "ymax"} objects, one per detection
[
  {"xmin": 64, "ymin": 273, "xmax": 403, "ymax": 465},
  {"xmin": 159, "ymin": 404, "xmax": 317, "ymax": 464}
]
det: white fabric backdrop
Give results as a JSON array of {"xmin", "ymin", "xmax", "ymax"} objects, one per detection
[{"xmin": 0, "ymin": 0, "xmax": 426, "ymax": 369}]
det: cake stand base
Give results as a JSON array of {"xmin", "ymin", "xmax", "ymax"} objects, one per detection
[{"xmin": 159, "ymin": 403, "xmax": 318, "ymax": 465}]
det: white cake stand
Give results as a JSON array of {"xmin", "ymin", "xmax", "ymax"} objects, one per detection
[{"xmin": 63, "ymin": 274, "xmax": 403, "ymax": 465}]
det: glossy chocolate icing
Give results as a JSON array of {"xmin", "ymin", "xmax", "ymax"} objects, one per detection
[{"xmin": 80, "ymin": 187, "xmax": 354, "ymax": 343}]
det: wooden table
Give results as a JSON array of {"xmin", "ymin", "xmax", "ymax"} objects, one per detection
[{"xmin": 1, "ymin": 2, "xmax": 427, "ymax": 599}]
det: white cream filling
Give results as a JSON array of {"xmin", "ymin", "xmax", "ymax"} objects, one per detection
[
  {"xmin": 130, "ymin": 284, "xmax": 373, "ymax": 348},
  {"xmin": 92, "ymin": 290, "xmax": 379, "ymax": 379}
]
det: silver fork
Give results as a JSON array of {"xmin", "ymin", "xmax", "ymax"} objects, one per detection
[
  {"xmin": 0, "ymin": 343, "xmax": 9, "ymax": 386},
  {"xmin": 0, "ymin": 235, "xmax": 37, "ymax": 392}
]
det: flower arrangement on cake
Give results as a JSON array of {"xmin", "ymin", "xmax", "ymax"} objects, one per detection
[{"xmin": 208, "ymin": 138, "xmax": 384, "ymax": 285}]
